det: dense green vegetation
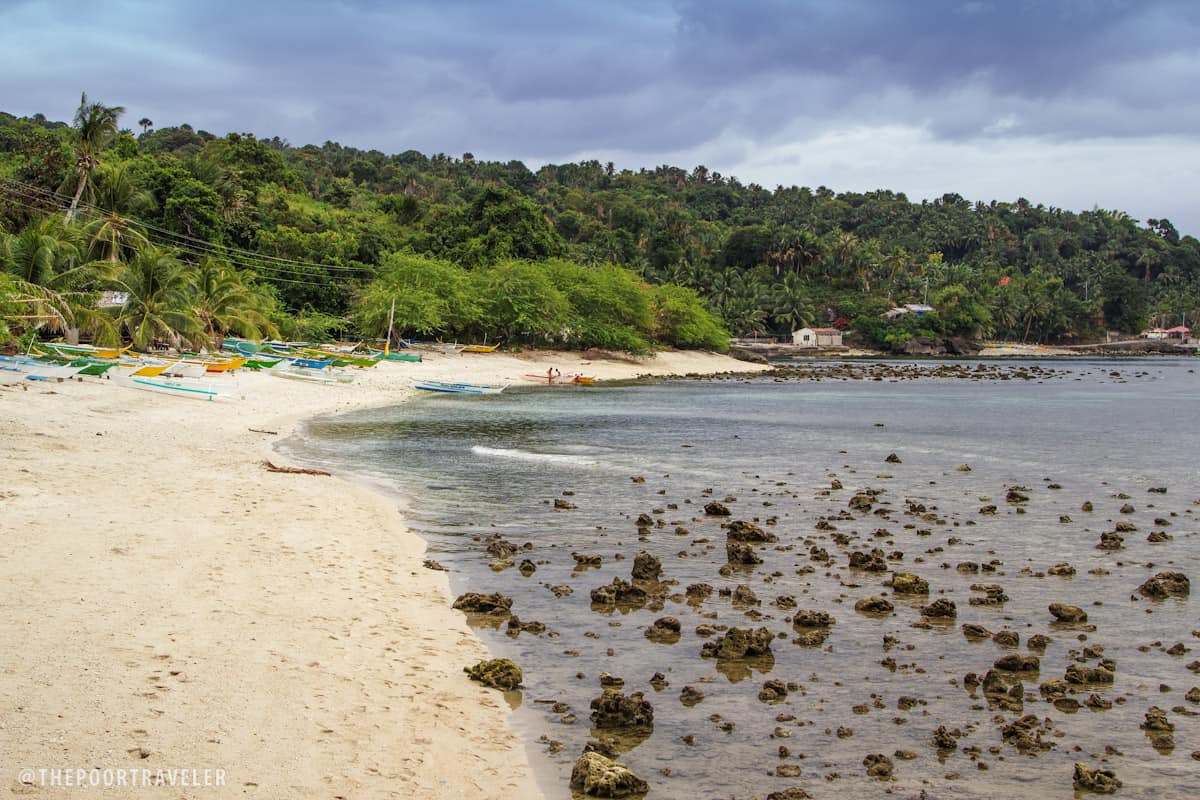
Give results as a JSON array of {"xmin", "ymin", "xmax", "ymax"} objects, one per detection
[{"xmin": 3, "ymin": 96, "xmax": 1198, "ymax": 353}]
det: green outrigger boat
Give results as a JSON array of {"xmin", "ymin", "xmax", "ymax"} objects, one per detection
[{"xmin": 366, "ymin": 346, "xmax": 422, "ymax": 363}]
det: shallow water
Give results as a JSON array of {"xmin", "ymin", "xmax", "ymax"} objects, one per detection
[{"xmin": 282, "ymin": 359, "xmax": 1200, "ymax": 799}]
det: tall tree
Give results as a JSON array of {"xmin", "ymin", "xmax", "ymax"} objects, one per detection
[
  {"xmin": 64, "ymin": 93, "xmax": 126, "ymax": 223},
  {"xmin": 106, "ymin": 248, "xmax": 202, "ymax": 348},
  {"xmin": 771, "ymin": 273, "xmax": 815, "ymax": 332},
  {"xmin": 83, "ymin": 164, "xmax": 155, "ymax": 263},
  {"xmin": 189, "ymin": 258, "xmax": 278, "ymax": 345}
]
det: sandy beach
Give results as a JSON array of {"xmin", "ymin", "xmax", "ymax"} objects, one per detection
[{"xmin": 0, "ymin": 348, "xmax": 766, "ymax": 799}]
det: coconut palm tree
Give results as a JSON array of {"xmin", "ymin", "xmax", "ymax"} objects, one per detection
[
  {"xmin": 1, "ymin": 216, "xmax": 83, "ymax": 287},
  {"xmin": 0, "ymin": 273, "xmax": 75, "ymax": 339},
  {"xmin": 64, "ymin": 93, "xmax": 126, "ymax": 223},
  {"xmin": 105, "ymin": 248, "xmax": 203, "ymax": 349},
  {"xmin": 189, "ymin": 257, "xmax": 279, "ymax": 346},
  {"xmin": 82, "ymin": 164, "xmax": 155, "ymax": 264},
  {"xmin": 138, "ymin": 117, "xmax": 153, "ymax": 133},
  {"xmin": 771, "ymin": 273, "xmax": 814, "ymax": 333}
]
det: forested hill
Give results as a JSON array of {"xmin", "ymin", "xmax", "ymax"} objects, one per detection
[{"xmin": 2, "ymin": 102, "xmax": 1198, "ymax": 352}]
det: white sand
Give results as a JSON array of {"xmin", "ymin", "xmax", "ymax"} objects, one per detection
[{"xmin": 0, "ymin": 349, "xmax": 766, "ymax": 798}]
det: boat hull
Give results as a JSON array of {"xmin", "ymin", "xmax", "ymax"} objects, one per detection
[{"xmin": 414, "ymin": 380, "xmax": 505, "ymax": 395}]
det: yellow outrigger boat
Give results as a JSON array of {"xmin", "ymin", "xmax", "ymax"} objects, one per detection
[
  {"xmin": 123, "ymin": 361, "xmax": 171, "ymax": 377},
  {"xmin": 462, "ymin": 342, "xmax": 502, "ymax": 353}
]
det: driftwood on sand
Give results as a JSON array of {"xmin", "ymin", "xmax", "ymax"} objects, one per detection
[{"xmin": 262, "ymin": 460, "xmax": 330, "ymax": 476}]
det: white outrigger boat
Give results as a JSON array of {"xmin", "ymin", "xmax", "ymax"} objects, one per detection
[
  {"xmin": 0, "ymin": 355, "xmax": 85, "ymax": 381},
  {"xmin": 267, "ymin": 360, "xmax": 355, "ymax": 385},
  {"xmin": 413, "ymin": 379, "xmax": 506, "ymax": 395},
  {"xmin": 111, "ymin": 372, "xmax": 238, "ymax": 401}
]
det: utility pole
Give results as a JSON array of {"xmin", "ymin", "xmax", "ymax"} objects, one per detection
[{"xmin": 384, "ymin": 298, "xmax": 396, "ymax": 356}]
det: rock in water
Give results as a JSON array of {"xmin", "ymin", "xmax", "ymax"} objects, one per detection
[
  {"xmin": 463, "ymin": 659, "xmax": 522, "ymax": 690},
  {"xmin": 994, "ymin": 654, "xmax": 1040, "ymax": 672},
  {"xmin": 921, "ymin": 598, "xmax": 957, "ymax": 619},
  {"xmin": 758, "ymin": 679, "xmax": 788, "ymax": 703},
  {"xmin": 570, "ymin": 751, "xmax": 649, "ymax": 798},
  {"xmin": 932, "ymin": 725, "xmax": 959, "ymax": 751},
  {"xmin": 591, "ymin": 578, "xmax": 648, "ymax": 606},
  {"xmin": 731, "ymin": 584, "xmax": 760, "ymax": 607},
  {"xmin": 725, "ymin": 519, "xmax": 777, "ymax": 542},
  {"xmin": 891, "ymin": 572, "xmax": 929, "ymax": 595},
  {"xmin": 855, "ymin": 596, "xmax": 895, "ymax": 615},
  {"xmin": 726, "ymin": 541, "xmax": 763, "ymax": 565},
  {"xmin": 1137, "ymin": 571, "xmax": 1190, "ymax": 599},
  {"xmin": 1073, "ymin": 763, "xmax": 1121, "ymax": 793},
  {"xmin": 849, "ymin": 549, "xmax": 888, "ymax": 571},
  {"xmin": 1065, "ymin": 664, "xmax": 1115, "ymax": 684},
  {"xmin": 1049, "ymin": 603, "xmax": 1087, "ymax": 622},
  {"xmin": 700, "ymin": 626, "xmax": 774, "ymax": 658},
  {"xmin": 590, "ymin": 690, "xmax": 654, "ymax": 728},
  {"xmin": 704, "ymin": 501, "xmax": 731, "ymax": 516},
  {"xmin": 451, "ymin": 592, "xmax": 513, "ymax": 615},
  {"xmin": 631, "ymin": 551, "xmax": 662, "ymax": 580},
  {"xmin": 863, "ymin": 753, "xmax": 895, "ymax": 779},
  {"xmin": 849, "ymin": 492, "xmax": 874, "ymax": 511},
  {"xmin": 792, "ymin": 610, "xmax": 836, "ymax": 627},
  {"xmin": 644, "ymin": 617, "xmax": 682, "ymax": 643},
  {"xmin": 961, "ymin": 623, "xmax": 992, "ymax": 640}
]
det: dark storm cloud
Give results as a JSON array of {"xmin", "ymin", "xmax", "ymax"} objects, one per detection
[
  {"xmin": 4, "ymin": 0, "xmax": 1196, "ymax": 150},
  {"xmin": 1, "ymin": 0, "xmax": 1198, "ymax": 228},
  {"xmin": 668, "ymin": 0, "xmax": 1200, "ymax": 138}
]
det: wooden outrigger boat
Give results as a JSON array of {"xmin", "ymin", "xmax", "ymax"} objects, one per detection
[
  {"xmin": 0, "ymin": 355, "xmax": 85, "ymax": 381},
  {"xmin": 241, "ymin": 356, "xmax": 282, "ymax": 370},
  {"xmin": 30, "ymin": 347, "xmax": 120, "ymax": 376},
  {"xmin": 39, "ymin": 342, "xmax": 131, "ymax": 360},
  {"xmin": 112, "ymin": 372, "xmax": 235, "ymax": 401},
  {"xmin": 300, "ymin": 348, "xmax": 378, "ymax": 368},
  {"xmin": 368, "ymin": 348, "xmax": 422, "ymax": 363},
  {"xmin": 119, "ymin": 361, "xmax": 171, "ymax": 378},
  {"xmin": 413, "ymin": 379, "xmax": 506, "ymax": 395},
  {"xmin": 160, "ymin": 360, "xmax": 209, "ymax": 378},
  {"xmin": 267, "ymin": 361, "xmax": 355, "ymax": 384},
  {"xmin": 462, "ymin": 342, "xmax": 502, "ymax": 353}
]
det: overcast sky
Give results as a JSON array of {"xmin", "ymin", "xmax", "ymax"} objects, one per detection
[{"xmin": 3, "ymin": 0, "xmax": 1198, "ymax": 234}]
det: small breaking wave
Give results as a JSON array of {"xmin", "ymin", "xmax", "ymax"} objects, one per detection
[{"xmin": 471, "ymin": 445, "xmax": 598, "ymax": 466}]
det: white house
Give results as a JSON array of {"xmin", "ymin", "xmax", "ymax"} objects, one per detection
[
  {"xmin": 885, "ymin": 303, "xmax": 935, "ymax": 319},
  {"xmin": 792, "ymin": 327, "xmax": 843, "ymax": 347},
  {"xmin": 96, "ymin": 291, "xmax": 129, "ymax": 308}
]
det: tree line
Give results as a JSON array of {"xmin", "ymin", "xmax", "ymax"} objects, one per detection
[{"xmin": 3, "ymin": 95, "xmax": 1198, "ymax": 352}]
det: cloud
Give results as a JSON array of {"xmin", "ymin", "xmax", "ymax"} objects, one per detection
[{"xmin": 1, "ymin": 0, "xmax": 1198, "ymax": 231}]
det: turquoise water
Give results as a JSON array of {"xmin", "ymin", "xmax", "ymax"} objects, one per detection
[{"xmin": 283, "ymin": 359, "xmax": 1200, "ymax": 799}]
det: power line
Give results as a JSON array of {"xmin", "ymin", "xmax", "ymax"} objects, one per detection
[
  {"xmin": 0, "ymin": 189, "xmax": 342, "ymax": 289},
  {"xmin": 0, "ymin": 177, "xmax": 374, "ymax": 275},
  {"xmin": 0, "ymin": 180, "xmax": 374, "ymax": 285}
]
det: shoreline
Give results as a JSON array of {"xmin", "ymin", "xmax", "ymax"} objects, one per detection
[
  {"xmin": 0, "ymin": 348, "xmax": 765, "ymax": 799},
  {"xmin": 736, "ymin": 341, "xmax": 1199, "ymax": 360}
]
